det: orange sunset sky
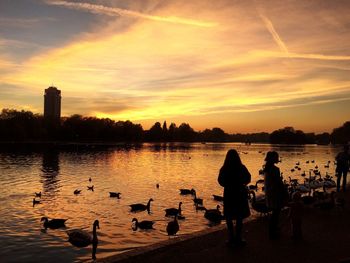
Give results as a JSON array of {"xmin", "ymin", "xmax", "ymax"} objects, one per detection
[{"xmin": 0, "ymin": 0, "xmax": 350, "ymax": 133}]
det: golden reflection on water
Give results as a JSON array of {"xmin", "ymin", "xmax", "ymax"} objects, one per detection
[{"xmin": 0, "ymin": 143, "xmax": 340, "ymax": 262}]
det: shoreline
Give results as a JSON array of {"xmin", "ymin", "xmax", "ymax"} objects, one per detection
[{"xmin": 99, "ymin": 189, "xmax": 350, "ymax": 263}]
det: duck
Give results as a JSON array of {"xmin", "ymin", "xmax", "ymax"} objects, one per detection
[
  {"xmin": 87, "ymin": 185, "xmax": 94, "ymax": 191},
  {"xmin": 165, "ymin": 202, "xmax": 182, "ymax": 216},
  {"xmin": 248, "ymin": 179, "xmax": 265, "ymax": 191},
  {"xmin": 67, "ymin": 220, "xmax": 99, "ymax": 260},
  {"xmin": 212, "ymin": 194, "xmax": 224, "ymax": 202},
  {"xmin": 35, "ymin": 192, "xmax": 42, "ymax": 198},
  {"xmin": 204, "ymin": 205, "xmax": 223, "ymax": 223},
  {"xmin": 109, "ymin": 192, "xmax": 121, "ymax": 198},
  {"xmin": 193, "ymin": 191, "xmax": 203, "ymax": 206},
  {"xmin": 130, "ymin": 198, "xmax": 153, "ymax": 213},
  {"xmin": 33, "ymin": 198, "xmax": 41, "ymax": 207},
  {"xmin": 179, "ymin": 188, "xmax": 195, "ymax": 195},
  {"xmin": 249, "ymin": 191, "xmax": 271, "ymax": 216},
  {"xmin": 41, "ymin": 217, "xmax": 67, "ymax": 229},
  {"xmin": 132, "ymin": 218, "xmax": 155, "ymax": 230},
  {"xmin": 195, "ymin": 203, "xmax": 207, "ymax": 211},
  {"xmin": 166, "ymin": 215, "xmax": 179, "ymax": 236},
  {"xmin": 74, "ymin": 189, "xmax": 82, "ymax": 195}
]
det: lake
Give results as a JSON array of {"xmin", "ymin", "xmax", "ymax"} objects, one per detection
[{"xmin": 0, "ymin": 143, "xmax": 340, "ymax": 262}]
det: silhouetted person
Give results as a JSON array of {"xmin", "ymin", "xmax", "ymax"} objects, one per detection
[
  {"xmin": 288, "ymin": 191, "xmax": 303, "ymax": 240},
  {"xmin": 263, "ymin": 151, "xmax": 284, "ymax": 239},
  {"xmin": 336, "ymin": 145, "xmax": 350, "ymax": 192},
  {"xmin": 218, "ymin": 149, "xmax": 251, "ymax": 246}
]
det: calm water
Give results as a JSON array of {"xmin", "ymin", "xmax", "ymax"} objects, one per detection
[{"xmin": 0, "ymin": 143, "xmax": 340, "ymax": 262}]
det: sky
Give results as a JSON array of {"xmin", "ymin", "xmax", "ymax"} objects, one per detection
[{"xmin": 0, "ymin": 0, "xmax": 350, "ymax": 133}]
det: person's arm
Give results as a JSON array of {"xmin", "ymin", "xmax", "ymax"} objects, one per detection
[
  {"xmin": 218, "ymin": 168, "xmax": 226, "ymax": 187},
  {"xmin": 242, "ymin": 165, "xmax": 251, "ymax": 185}
]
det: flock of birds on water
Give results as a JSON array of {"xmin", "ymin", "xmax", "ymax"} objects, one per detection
[{"xmin": 31, "ymin": 152, "xmax": 346, "ymax": 260}]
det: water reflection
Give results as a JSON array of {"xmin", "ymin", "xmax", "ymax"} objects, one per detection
[{"xmin": 40, "ymin": 150, "xmax": 60, "ymax": 195}]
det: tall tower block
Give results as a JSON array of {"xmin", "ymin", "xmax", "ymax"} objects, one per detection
[{"xmin": 44, "ymin": 86, "xmax": 61, "ymax": 120}]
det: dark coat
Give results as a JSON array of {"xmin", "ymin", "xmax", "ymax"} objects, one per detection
[
  {"xmin": 218, "ymin": 164, "xmax": 251, "ymax": 220},
  {"xmin": 264, "ymin": 166, "xmax": 285, "ymax": 209}
]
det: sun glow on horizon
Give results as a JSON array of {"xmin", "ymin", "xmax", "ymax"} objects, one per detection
[{"xmin": 0, "ymin": 0, "xmax": 350, "ymax": 133}]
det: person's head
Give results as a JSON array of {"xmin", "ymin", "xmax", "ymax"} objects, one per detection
[
  {"xmin": 265, "ymin": 151, "xmax": 279, "ymax": 165},
  {"xmin": 223, "ymin": 149, "xmax": 242, "ymax": 169}
]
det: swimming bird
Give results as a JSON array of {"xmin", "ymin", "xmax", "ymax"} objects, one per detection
[
  {"xmin": 132, "ymin": 218, "xmax": 155, "ymax": 230},
  {"xmin": 195, "ymin": 203, "xmax": 207, "ymax": 211},
  {"xmin": 35, "ymin": 192, "xmax": 42, "ymax": 198},
  {"xmin": 165, "ymin": 202, "xmax": 182, "ymax": 216},
  {"xmin": 179, "ymin": 188, "xmax": 195, "ymax": 195},
  {"xmin": 130, "ymin": 198, "xmax": 153, "ymax": 213},
  {"xmin": 249, "ymin": 191, "xmax": 271, "ymax": 216},
  {"xmin": 87, "ymin": 185, "xmax": 94, "ymax": 191},
  {"xmin": 109, "ymin": 192, "xmax": 121, "ymax": 198},
  {"xmin": 213, "ymin": 194, "xmax": 224, "ymax": 202},
  {"xmin": 67, "ymin": 220, "xmax": 99, "ymax": 260},
  {"xmin": 204, "ymin": 205, "xmax": 223, "ymax": 223},
  {"xmin": 156, "ymin": 183, "xmax": 159, "ymax": 189},
  {"xmin": 33, "ymin": 198, "xmax": 41, "ymax": 207},
  {"xmin": 74, "ymin": 189, "xmax": 81, "ymax": 195},
  {"xmin": 89, "ymin": 177, "xmax": 92, "ymax": 182},
  {"xmin": 41, "ymin": 217, "xmax": 67, "ymax": 229},
  {"xmin": 193, "ymin": 191, "xmax": 203, "ymax": 206},
  {"xmin": 166, "ymin": 215, "xmax": 179, "ymax": 236},
  {"xmin": 248, "ymin": 179, "xmax": 264, "ymax": 191}
]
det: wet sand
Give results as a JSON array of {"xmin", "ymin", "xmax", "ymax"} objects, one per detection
[{"xmin": 100, "ymin": 190, "xmax": 350, "ymax": 263}]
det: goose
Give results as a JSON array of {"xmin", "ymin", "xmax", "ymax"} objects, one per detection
[
  {"xmin": 204, "ymin": 205, "xmax": 223, "ymax": 223},
  {"xmin": 212, "ymin": 194, "xmax": 224, "ymax": 202},
  {"xmin": 87, "ymin": 185, "xmax": 94, "ymax": 191},
  {"xmin": 193, "ymin": 191, "xmax": 203, "ymax": 206},
  {"xmin": 74, "ymin": 189, "xmax": 81, "ymax": 195},
  {"xmin": 249, "ymin": 191, "xmax": 271, "ymax": 216},
  {"xmin": 195, "ymin": 203, "xmax": 207, "ymax": 211},
  {"xmin": 67, "ymin": 220, "xmax": 99, "ymax": 260},
  {"xmin": 41, "ymin": 217, "xmax": 67, "ymax": 229},
  {"xmin": 323, "ymin": 179, "xmax": 336, "ymax": 188},
  {"xmin": 165, "ymin": 202, "xmax": 182, "ymax": 216},
  {"xmin": 248, "ymin": 179, "xmax": 264, "ymax": 191},
  {"xmin": 179, "ymin": 188, "xmax": 195, "ymax": 195},
  {"xmin": 131, "ymin": 218, "xmax": 155, "ymax": 230},
  {"xmin": 109, "ymin": 192, "xmax": 121, "ymax": 198},
  {"xmin": 35, "ymin": 192, "xmax": 42, "ymax": 198},
  {"xmin": 166, "ymin": 215, "xmax": 179, "ymax": 236},
  {"xmin": 130, "ymin": 198, "xmax": 153, "ymax": 213},
  {"xmin": 300, "ymin": 189, "xmax": 315, "ymax": 205},
  {"xmin": 33, "ymin": 198, "xmax": 41, "ymax": 207}
]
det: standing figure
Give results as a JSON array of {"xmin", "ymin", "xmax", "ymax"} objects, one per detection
[
  {"xmin": 263, "ymin": 151, "xmax": 285, "ymax": 239},
  {"xmin": 218, "ymin": 149, "xmax": 251, "ymax": 246},
  {"xmin": 288, "ymin": 191, "xmax": 303, "ymax": 240},
  {"xmin": 336, "ymin": 145, "xmax": 350, "ymax": 192}
]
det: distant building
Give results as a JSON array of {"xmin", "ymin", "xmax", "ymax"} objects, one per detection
[{"xmin": 44, "ymin": 86, "xmax": 61, "ymax": 120}]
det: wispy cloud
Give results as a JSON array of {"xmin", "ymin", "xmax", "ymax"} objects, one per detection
[
  {"xmin": 45, "ymin": 0, "xmax": 217, "ymax": 27},
  {"xmin": 258, "ymin": 13, "xmax": 289, "ymax": 54}
]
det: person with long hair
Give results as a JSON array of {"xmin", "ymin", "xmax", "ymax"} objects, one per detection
[
  {"xmin": 218, "ymin": 149, "xmax": 251, "ymax": 246},
  {"xmin": 263, "ymin": 151, "xmax": 285, "ymax": 239}
]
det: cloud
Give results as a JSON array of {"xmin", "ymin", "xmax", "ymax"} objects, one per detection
[
  {"xmin": 258, "ymin": 13, "xmax": 289, "ymax": 54},
  {"xmin": 45, "ymin": 0, "xmax": 217, "ymax": 27}
]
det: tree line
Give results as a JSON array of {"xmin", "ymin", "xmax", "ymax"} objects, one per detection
[{"xmin": 0, "ymin": 109, "xmax": 349, "ymax": 144}]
